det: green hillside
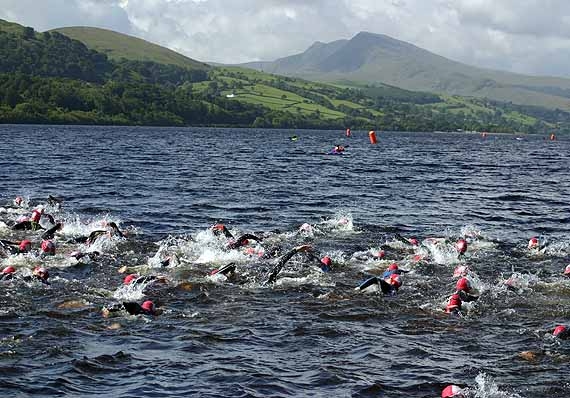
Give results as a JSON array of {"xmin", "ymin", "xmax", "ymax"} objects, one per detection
[
  {"xmin": 0, "ymin": 19, "xmax": 568, "ymax": 133},
  {"xmin": 242, "ymin": 31, "xmax": 570, "ymax": 112},
  {"xmin": 52, "ymin": 26, "xmax": 210, "ymax": 71}
]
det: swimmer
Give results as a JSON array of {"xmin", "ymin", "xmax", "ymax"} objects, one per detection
[
  {"xmin": 40, "ymin": 240, "xmax": 56, "ymax": 256},
  {"xmin": 227, "ymin": 233, "xmax": 262, "ymax": 250},
  {"xmin": 456, "ymin": 238, "xmax": 467, "ymax": 258},
  {"xmin": 265, "ymin": 244, "xmax": 316, "ymax": 284},
  {"xmin": 563, "ymin": 265, "xmax": 570, "ymax": 277},
  {"xmin": 211, "ymin": 223, "xmax": 234, "ymax": 239},
  {"xmin": 0, "ymin": 266, "xmax": 16, "ymax": 281},
  {"xmin": 12, "ymin": 207, "xmax": 45, "ymax": 231},
  {"xmin": 527, "ymin": 236, "xmax": 547, "ymax": 253},
  {"xmin": 395, "ymin": 233, "xmax": 420, "ymax": 247},
  {"xmin": 68, "ymin": 221, "xmax": 124, "ymax": 245},
  {"xmin": 26, "ymin": 266, "xmax": 50, "ymax": 285},
  {"xmin": 123, "ymin": 273, "xmax": 168, "ymax": 286},
  {"xmin": 445, "ymin": 277, "xmax": 478, "ymax": 314},
  {"xmin": 355, "ymin": 272, "xmax": 403, "ymax": 295},
  {"xmin": 102, "ymin": 300, "xmax": 158, "ymax": 317},
  {"xmin": 0, "ymin": 239, "xmax": 32, "ymax": 255},
  {"xmin": 210, "ymin": 263, "xmax": 237, "ymax": 278},
  {"xmin": 382, "ymin": 263, "xmax": 410, "ymax": 279},
  {"xmin": 41, "ymin": 222, "xmax": 63, "ymax": 240}
]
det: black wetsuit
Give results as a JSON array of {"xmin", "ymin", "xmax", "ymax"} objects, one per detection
[
  {"xmin": 104, "ymin": 302, "xmax": 154, "ymax": 316},
  {"xmin": 227, "ymin": 233, "xmax": 262, "ymax": 250}
]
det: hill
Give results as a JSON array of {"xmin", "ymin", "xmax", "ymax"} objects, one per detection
[
  {"xmin": 52, "ymin": 26, "xmax": 210, "ymax": 71},
  {"xmin": 0, "ymin": 19, "xmax": 568, "ymax": 133},
  {"xmin": 241, "ymin": 31, "xmax": 570, "ymax": 112}
]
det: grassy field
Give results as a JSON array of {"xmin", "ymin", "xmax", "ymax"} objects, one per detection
[{"xmin": 52, "ymin": 27, "xmax": 210, "ymax": 71}]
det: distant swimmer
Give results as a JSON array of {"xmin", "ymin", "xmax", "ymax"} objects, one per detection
[
  {"xmin": 123, "ymin": 273, "xmax": 167, "ymax": 287},
  {"xmin": 527, "ymin": 236, "xmax": 548, "ymax": 253},
  {"xmin": 227, "ymin": 233, "xmax": 262, "ymax": 250},
  {"xmin": 210, "ymin": 223, "xmax": 262, "ymax": 250},
  {"xmin": 41, "ymin": 223, "xmax": 63, "ymax": 240},
  {"xmin": 12, "ymin": 207, "xmax": 45, "ymax": 231},
  {"xmin": 563, "ymin": 265, "xmax": 570, "ymax": 277},
  {"xmin": 266, "ymin": 244, "xmax": 321, "ymax": 284},
  {"xmin": 395, "ymin": 233, "xmax": 420, "ymax": 248},
  {"xmin": 209, "ymin": 263, "xmax": 237, "ymax": 278},
  {"xmin": 445, "ymin": 277, "xmax": 478, "ymax": 315},
  {"xmin": 68, "ymin": 221, "xmax": 124, "ymax": 245},
  {"xmin": 356, "ymin": 267, "xmax": 404, "ymax": 296},
  {"xmin": 330, "ymin": 145, "xmax": 347, "ymax": 155},
  {"xmin": 102, "ymin": 300, "xmax": 158, "ymax": 317},
  {"xmin": 0, "ymin": 265, "xmax": 49, "ymax": 284},
  {"xmin": 40, "ymin": 240, "xmax": 56, "ymax": 256},
  {"xmin": 456, "ymin": 238, "xmax": 467, "ymax": 258}
]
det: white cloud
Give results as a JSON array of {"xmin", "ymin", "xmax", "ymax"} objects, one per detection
[{"xmin": 1, "ymin": 0, "xmax": 570, "ymax": 77}]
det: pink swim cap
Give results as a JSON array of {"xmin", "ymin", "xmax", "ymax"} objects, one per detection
[
  {"xmin": 41, "ymin": 240, "xmax": 56, "ymax": 254},
  {"xmin": 124, "ymin": 274, "xmax": 138, "ymax": 285},
  {"xmin": 375, "ymin": 250, "xmax": 386, "ymax": 259},
  {"xmin": 442, "ymin": 385, "xmax": 463, "ymax": 397},
  {"xmin": 528, "ymin": 237, "xmax": 538, "ymax": 249},
  {"xmin": 453, "ymin": 265, "xmax": 469, "ymax": 278},
  {"xmin": 2, "ymin": 266, "xmax": 15, "ymax": 274},
  {"xmin": 564, "ymin": 265, "xmax": 570, "ymax": 275},
  {"xmin": 409, "ymin": 238, "xmax": 419, "ymax": 246},
  {"xmin": 388, "ymin": 263, "xmax": 399, "ymax": 271},
  {"xmin": 141, "ymin": 300, "xmax": 155, "ymax": 313},
  {"xmin": 456, "ymin": 239, "xmax": 467, "ymax": 254},
  {"xmin": 553, "ymin": 325, "xmax": 568, "ymax": 337},
  {"xmin": 321, "ymin": 256, "xmax": 332, "ymax": 266},
  {"xmin": 456, "ymin": 277, "xmax": 471, "ymax": 292},
  {"xmin": 19, "ymin": 239, "xmax": 32, "ymax": 252}
]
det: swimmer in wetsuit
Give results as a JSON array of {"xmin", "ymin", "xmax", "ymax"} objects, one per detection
[
  {"xmin": 102, "ymin": 300, "xmax": 157, "ymax": 317},
  {"xmin": 3, "ymin": 266, "xmax": 51, "ymax": 285},
  {"xmin": 67, "ymin": 222, "xmax": 124, "ymax": 245},
  {"xmin": 210, "ymin": 223, "xmax": 262, "ymax": 250},
  {"xmin": 445, "ymin": 277, "xmax": 478, "ymax": 315},
  {"xmin": 265, "ymin": 245, "xmax": 330, "ymax": 284},
  {"xmin": 356, "ymin": 263, "xmax": 409, "ymax": 295}
]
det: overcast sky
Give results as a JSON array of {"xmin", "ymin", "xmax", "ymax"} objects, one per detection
[{"xmin": 2, "ymin": 0, "xmax": 570, "ymax": 78}]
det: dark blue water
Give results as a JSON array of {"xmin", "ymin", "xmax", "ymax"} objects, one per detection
[{"xmin": 1, "ymin": 125, "xmax": 569, "ymax": 397}]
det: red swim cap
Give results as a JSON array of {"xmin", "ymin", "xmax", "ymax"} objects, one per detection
[
  {"xmin": 19, "ymin": 239, "xmax": 32, "ymax": 252},
  {"xmin": 445, "ymin": 294, "xmax": 462, "ymax": 313},
  {"xmin": 456, "ymin": 239, "xmax": 467, "ymax": 254},
  {"xmin": 456, "ymin": 277, "xmax": 471, "ymax": 292},
  {"xmin": 528, "ymin": 237, "xmax": 538, "ymax": 249},
  {"xmin": 375, "ymin": 250, "xmax": 386, "ymax": 259},
  {"xmin": 413, "ymin": 254, "xmax": 423, "ymax": 262},
  {"xmin": 30, "ymin": 208, "xmax": 43, "ymax": 223},
  {"xmin": 2, "ymin": 266, "xmax": 15, "ymax": 274},
  {"xmin": 33, "ymin": 266, "xmax": 49, "ymax": 280},
  {"xmin": 564, "ymin": 265, "xmax": 570, "ymax": 275},
  {"xmin": 41, "ymin": 240, "xmax": 56, "ymax": 254},
  {"xmin": 321, "ymin": 256, "xmax": 332, "ymax": 266},
  {"xmin": 442, "ymin": 385, "xmax": 463, "ymax": 397},
  {"xmin": 553, "ymin": 325, "xmax": 568, "ymax": 337},
  {"xmin": 14, "ymin": 196, "xmax": 23, "ymax": 206},
  {"xmin": 212, "ymin": 224, "xmax": 225, "ymax": 231},
  {"xmin": 388, "ymin": 263, "xmax": 399, "ymax": 271},
  {"xmin": 388, "ymin": 273, "xmax": 402, "ymax": 288},
  {"xmin": 409, "ymin": 238, "xmax": 419, "ymax": 246},
  {"xmin": 124, "ymin": 274, "xmax": 138, "ymax": 285},
  {"xmin": 141, "ymin": 300, "xmax": 155, "ymax": 313},
  {"xmin": 453, "ymin": 265, "xmax": 469, "ymax": 278}
]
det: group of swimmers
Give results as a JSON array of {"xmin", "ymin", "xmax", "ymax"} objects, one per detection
[{"xmin": 2, "ymin": 195, "xmax": 569, "ymax": 396}]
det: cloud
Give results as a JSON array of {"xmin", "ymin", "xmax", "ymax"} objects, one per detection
[
  {"xmin": 0, "ymin": 0, "xmax": 133, "ymax": 35},
  {"xmin": 1, "ymin": 0, "xmax": 570, "ymax": 77}
]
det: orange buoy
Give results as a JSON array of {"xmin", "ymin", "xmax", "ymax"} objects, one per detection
[
  {"xmin": 369, "ymin": 130, "xmax": 377, "ymax": 144},
  {"xmin": 346, "ymin": 128, "xmax": 351, "ymax": 137}
]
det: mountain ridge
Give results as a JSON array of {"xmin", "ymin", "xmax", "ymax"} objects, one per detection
[{"xmin": 240, "ymin": 31, "xmax": 570, "ymax": 111}]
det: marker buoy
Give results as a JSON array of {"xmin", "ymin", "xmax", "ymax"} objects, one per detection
[
  {"xmin": 369, "ymin": 130, "xmax": 377, "ymax": 144},
  {"xmin": 346, "ymin": 128, "xmax": 351, "ymax": 137}
]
